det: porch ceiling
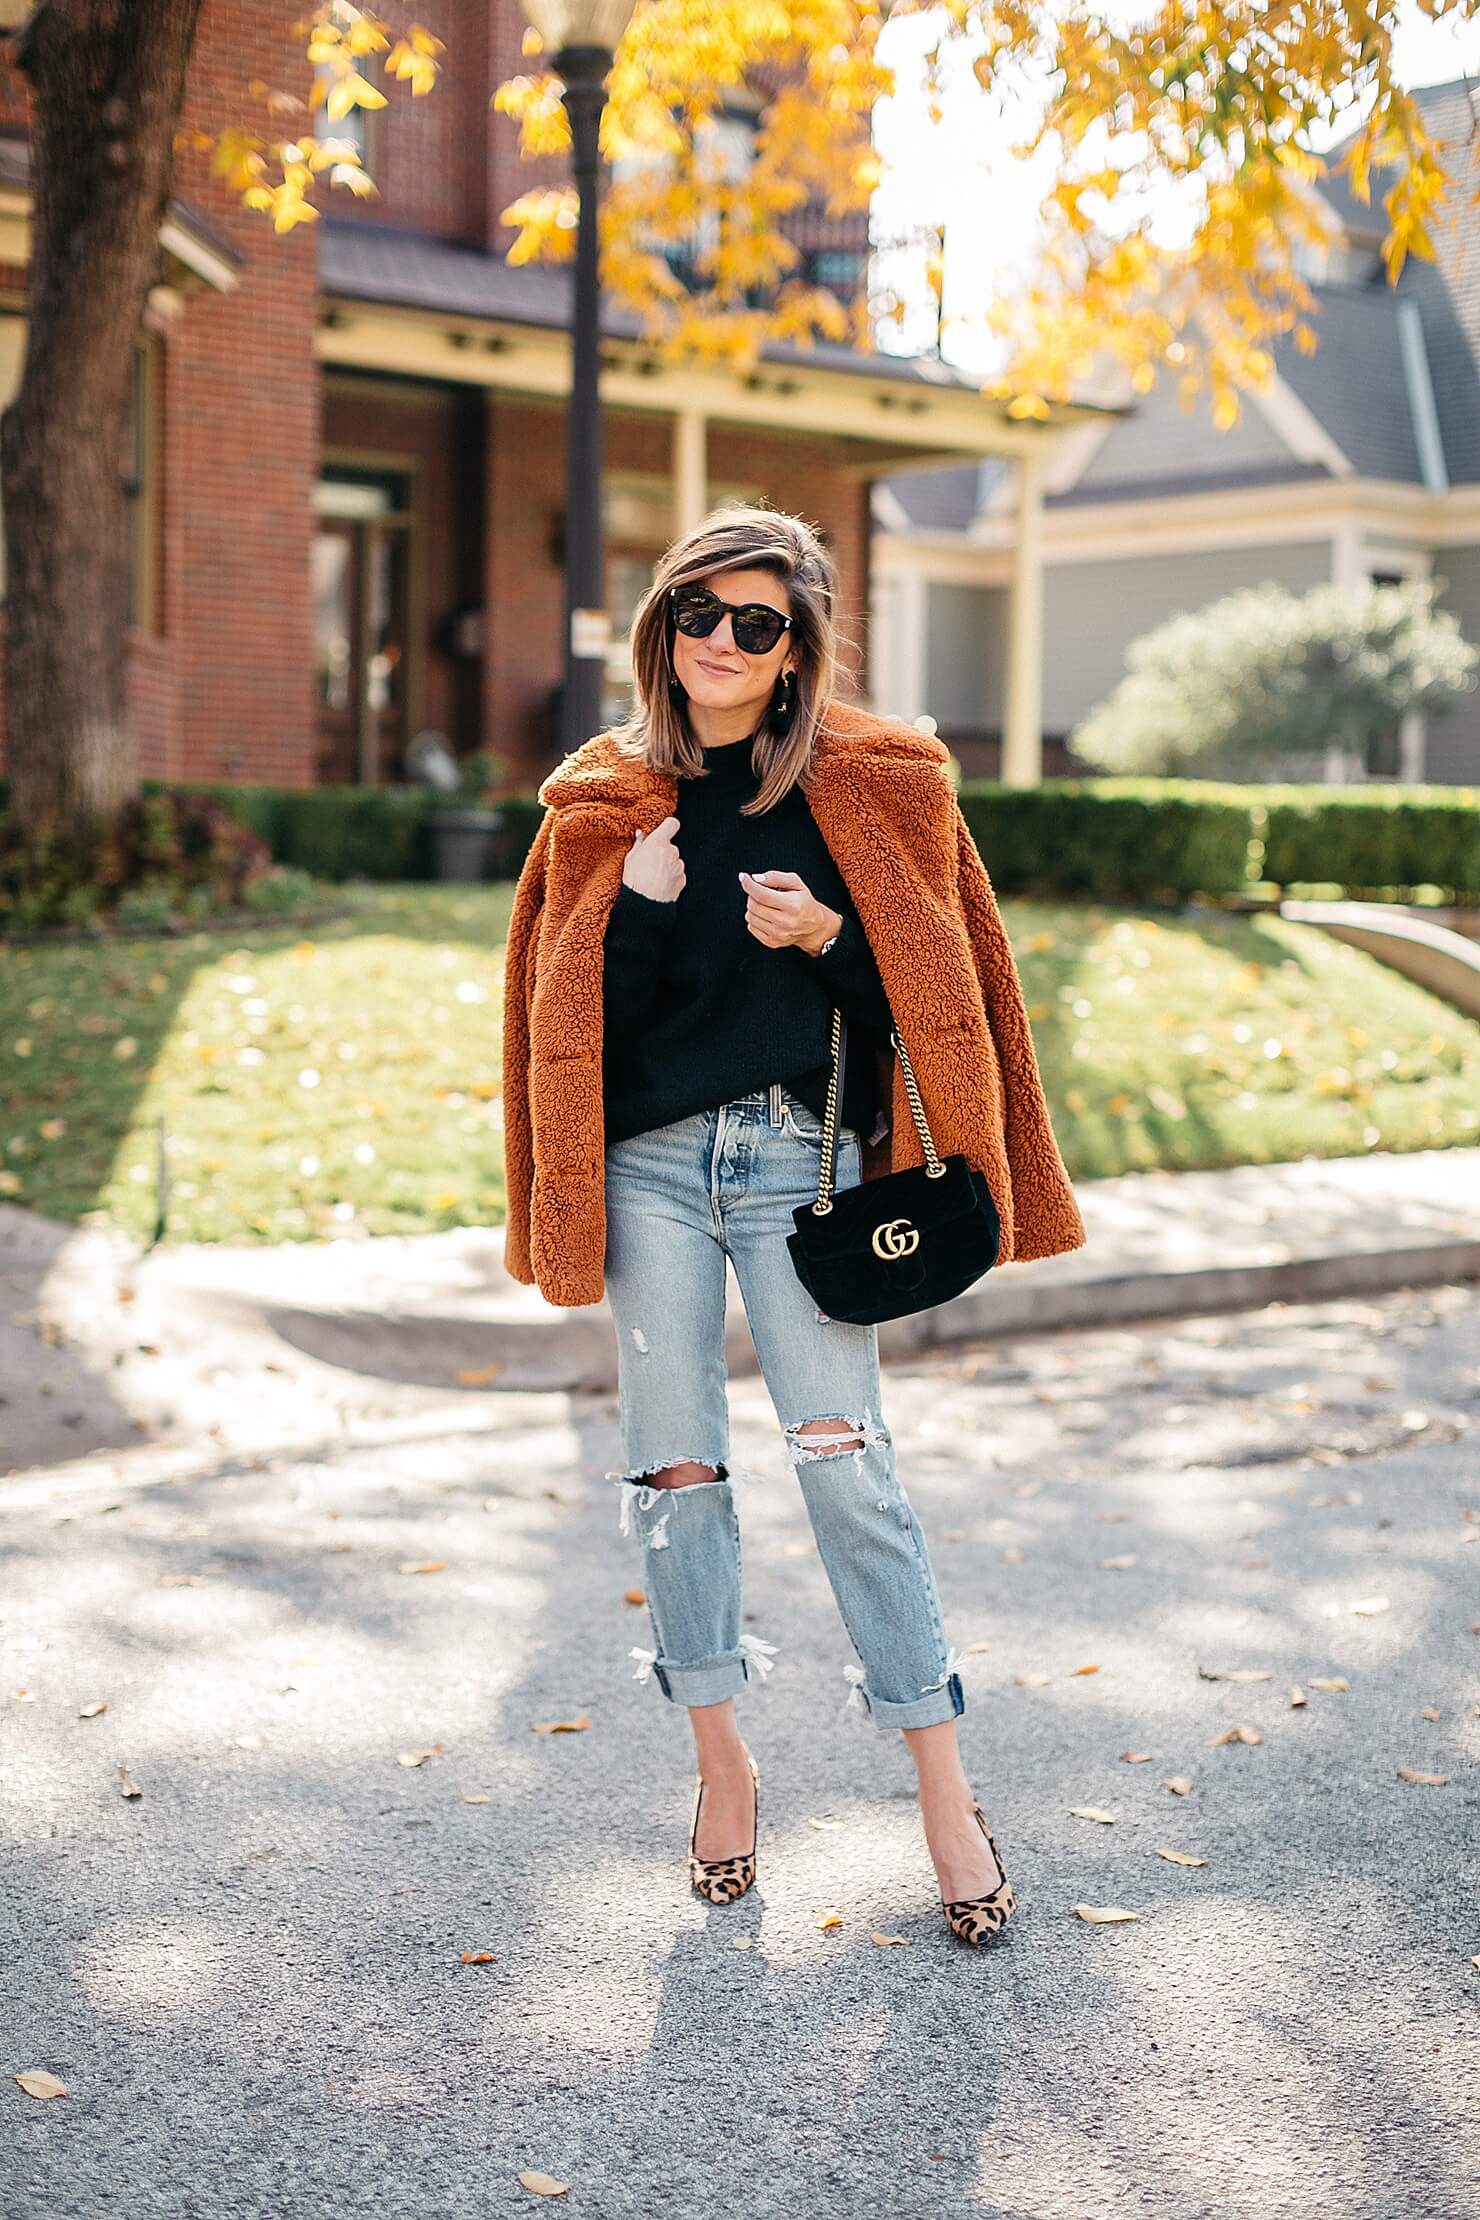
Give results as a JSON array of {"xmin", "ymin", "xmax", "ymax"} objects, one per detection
[{"xmin": 316, "ymin": 218, "xmax": 1109, "ymax": 462}]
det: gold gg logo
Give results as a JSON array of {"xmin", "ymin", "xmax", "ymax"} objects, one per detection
[{"xmin": 871, "ymin": 1217, "xmax": 920, "ymax": 1260}]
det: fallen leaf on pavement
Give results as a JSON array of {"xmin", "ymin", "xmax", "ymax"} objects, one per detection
[
  {"xmin": 622, "ymin": 1588, "xmax": 645, "ymax": 1606},
  {"xmin": 461, "ymin": 1794, "xmax": 491, "ymax": 1805},
  {"xmin": 1069, "ymin": 1806, "xmax": 1117, "ymax": 1824},
  {"xmin": 517, "ymin": 2172, "xmax": 570, "ymax": 2198},
  {"xmin": 1210, "ymin": 1725, "xmax": 1263, "ymax": 1746},
  {"xmin": 1001, "ymin": 1546, "xmax": 1026, "ymax": 1564},
  {"xmin": 529, "ymin": 1717, "xmax": 591, "ymax": 1735},
  {"xmin": 1069, "ymin": 1663, "xmax": 1100, "ymax": 1676},
  {"xmin": 1422, "ymin": 1706, "xmax": 1442, "ymax": 1722},
  {"xmin": 1197, "ymin": 1666, "xmax": 1272, "ymax": 1683},
  {"xmin": 1121, "ymin": 1750, "xmax": 1153, "ymax": 1763},
  {"xmin": 817, "ymin": 1910, "xmax": 844, "ymax": 1931},
  {"xmin": 963, "ymin": 1640, "xmax": 992, "ymax": 1654},
  {"xmin": 1289, "ymin": 1687, "xmax": 1308, "ymax": 1708},
  {"xmin": 117, "ymin": 1765, "xmax": 141, "ymax": 1799},
  {"xmin": 234, "ymin": 1733, "xmax": 266, "ymax": 1752},
  {"xmin": 456, "ymin": 1365, "xmax": 502, "ymax": 1387},
  {"xmin": 870, "ymin": 1932, "xmax": 908, "ymax": 1947},
  {"xmin": 460, "ymin": 1950, "xmax": 496, "ymax": 1964},
  {"xmin": 398, "ymin": 1746, "xmax": 445, "ymax": 1767},
  {"xmin": 733, "ymin": 1937, "xmax": 754, "ymax": 1950},
  {"xmin": 159, "ymin": 1573, "xmax": 206, "ymax": 1587},
  {"xmin": 1012, "ymin": 1673, "xmax": 1052, "ymax": 1687},
  {"xmin": 78, "ymin": 1700, "xmax": 109, "ymax": 1719},
  {"xmin": 1099, "ymin": 1554, "xmax": 1137, "ymax": 1570},
  {"xmin": 807, "ymin": 1816, "xmax": 845, "ymax": 1831},
  {"xmin": 1154, "ymin": 1846, "xmax": 1208, "ymax": 1867},
  {"xmin": 14, "ymin": 2070, "xmax": 67, "ymax": 2100},
  {"xmin": 1072, "ymin": 1904, "xmax": 1141, "ymax": 1924},
  {"xmin": 399, "ymin": 1560, "xmax": 447, "ymax": 1576},
  {"xmin": 1308, "ymin": 1676, "xmax": 1351, "ymax": 1692},
  {"xmin": 1397, "ymin": 1767, "xmax": 1448, "ymax": 1787},
  {"xmin": 1351, "ymin": 1596, "xmax": 1390, "ymax": 1616}
]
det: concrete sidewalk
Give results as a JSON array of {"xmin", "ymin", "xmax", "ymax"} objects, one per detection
[{"xmin": 4, "ymin": 1147, "xmax": 1477, "ymax": 1474}]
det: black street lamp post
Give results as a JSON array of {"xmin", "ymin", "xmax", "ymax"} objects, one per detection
[
  {"xmin": 555, "ymin": 43, "xmax": 610, "ymax": 759},
  {"xmin": 517, "ymin": 3, "xmax": 638, "ymax": 759}
]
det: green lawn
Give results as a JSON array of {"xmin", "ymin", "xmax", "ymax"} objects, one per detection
[{"xmin": 1, "ymin": 886, "xmax": 1476, "ymax": 1244}]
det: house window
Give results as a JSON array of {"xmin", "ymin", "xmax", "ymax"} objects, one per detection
[
  {"xmin": 313, "ymin": 58, "xmax": 381, "ymax": 171},
  {"xmin": 803, "ymin": 248, "xmax": 866, "ymax": 296},
  {"xmin": 125, "ymin": 336, "xmax": 161, "ymax": 634},
  {"xmin": 612, "ymin": 105, "xmax": 760, "ymax": 293}
]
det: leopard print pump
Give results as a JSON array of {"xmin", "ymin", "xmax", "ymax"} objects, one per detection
[
  {"xmin": 941, "ymin": 1803, "xmax": 1016, "ymax": 1946},
  {"xmin": 688, "ymin": 1745, "xmax": 760, "ymax": 1905}
]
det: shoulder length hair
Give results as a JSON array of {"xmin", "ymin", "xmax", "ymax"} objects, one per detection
[{"xmin": 607, "ymin": 501, "xmax": 844, "ymax": 816}]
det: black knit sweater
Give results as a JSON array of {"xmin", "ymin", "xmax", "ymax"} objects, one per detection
[{"xmin": 601, "ymin": 733, "xmax": 896, "ymax": 1146}]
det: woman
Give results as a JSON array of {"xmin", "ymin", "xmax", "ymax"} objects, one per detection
[{"xmin": 501, "ymin": 503, "xmax": 1085, "ymax": 1945}]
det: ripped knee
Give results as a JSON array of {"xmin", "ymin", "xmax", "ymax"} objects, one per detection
[
  {"xmin": 640, "ymin": 1460, "xmax": 723, "ymax": 1490},
  {"xmin": 788, "ymin": 1418, "xmax": 865, "ymax": 1457}
]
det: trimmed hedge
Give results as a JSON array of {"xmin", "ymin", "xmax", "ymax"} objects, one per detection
[
  {"xmin": 1, "ymin": 773, "xmax": 1473, "ymax": 899},
  {"xmin": 954, "ymin": 777, "xmax": 1480, "ymax": 903}
]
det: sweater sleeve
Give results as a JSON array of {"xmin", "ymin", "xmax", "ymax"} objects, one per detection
[
  {"xmin": 602, "ymin": 880, "xmax": 680, "ymax": 1049},
  {"xmin": 787, "ymin": 903, "xmax": 896, "ymax": 1046}
]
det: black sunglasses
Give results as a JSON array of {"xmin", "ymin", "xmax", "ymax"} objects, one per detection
[{"xmin": 669, "ymin": 583, "xmax": 794, "ymax": 657}]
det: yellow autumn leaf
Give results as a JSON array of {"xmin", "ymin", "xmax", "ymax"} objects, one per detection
[
  {"xmin": 1072, "ymin": 1903, "xmax": 1141, "ymax": 1924},
  {"xmin": 1396, "ymin": 1767, "xmax": 1447, "ymax": 1787},
  {"xmin": 817, "ymin": 1909, "xmax": 844, "ymax": 1931},
  {"xmin": 1154, "ymin": 1846, "xmax": 1208, "ymax": 1867},
  {"xmin": 516, "ymin": 2171, "xmax": 571, "ymax": 2198},
  {"xmin": 398, "ymin": 1559, "xmax": 447, "ymax": 1575},
  {"xmin": 325, "ymin": 70, "xmax": 388, "ymax": 122},
  {"xmin": 870, "ymin": 1932, "xmax": 908, "ymax": 1946},
  {"xmin": 1068, "ymin": 1806, "xmax": 1117, "ymax": 1824},
  {"xmin": 460, "ymin": 1949, "xmax": 496, "ymax": 1964},
  {"xmin": 529, "ymin": 1716, "xmax": 592, "ymax": 1734},
  {"xmin": 1308, "ymin": 1676, "xmax": 1351, "ymax": 1693}
]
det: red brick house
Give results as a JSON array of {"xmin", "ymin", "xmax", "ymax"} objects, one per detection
[{"xmin": 0, "ymin": 0, "xmax": 1067, "ymax": 796}]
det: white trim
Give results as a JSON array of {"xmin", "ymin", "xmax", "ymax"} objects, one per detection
[
  {"xmin": 1247, "ymin": 373, "xmax": 1355, "ymax": 478},
  {"xmin": 158, "ymin": 216, "xmax": 240, "ymax": 295},
  {"xmin": 317, "ymin": 301, "xmax": 1099, "ymax": 459},
  {"xmin": 874, "ymin": 472, "xmax": 1480, "ymax": 581},
  {"xmin": 1396, "ymin": 298, "xmax": 1448, "ymax": 491}
]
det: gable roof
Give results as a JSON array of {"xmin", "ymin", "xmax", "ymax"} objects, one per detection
[{"xmin": 877, "ymin": 75, "xmax": 1480, "ymax": 532}]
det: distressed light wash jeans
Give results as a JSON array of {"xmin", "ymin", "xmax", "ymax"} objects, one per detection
[{"xmin": 602, "ymin": 1083, "xmax": 966, "ymax": 1731}]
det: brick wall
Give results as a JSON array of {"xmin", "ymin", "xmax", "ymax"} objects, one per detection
[{"xmin": 485, "ymin": 395, "xmax": 872, "ymax": 786}]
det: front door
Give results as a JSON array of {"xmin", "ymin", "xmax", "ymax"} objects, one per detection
[{"xmin": 312, "ymin": 468, "xmax": 413, "ymax": 783}]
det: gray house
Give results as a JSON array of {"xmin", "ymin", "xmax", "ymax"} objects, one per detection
[{"xmin": 872, "ymin": 77, "xmax": 1480, "ymax": 787}]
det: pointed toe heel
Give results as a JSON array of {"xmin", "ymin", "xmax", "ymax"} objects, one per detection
[
  {"xmin": 942, "ymin": 1803, "xmax": 1016, "ymax": 1946},
  {"xmin": 688, "ymin": 1745, "xmax": 760, "ymax": 1905}
]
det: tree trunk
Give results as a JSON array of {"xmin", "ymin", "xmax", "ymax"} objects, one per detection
[{"xmin": 1, "ymin": 0, "xmax": 203, "ymax": 847}]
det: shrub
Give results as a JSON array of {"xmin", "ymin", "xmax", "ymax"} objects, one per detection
[
  {"xmin": 242, "ymin": 864, "xmax": 320, "ymax": 914},
  {"xmin": 0, "ymin": 789, "xmax": 272, "ymax": 932},
  {"xmin": 1073, "ymin": 579, "xmax": 1478, "ymax": 777}
]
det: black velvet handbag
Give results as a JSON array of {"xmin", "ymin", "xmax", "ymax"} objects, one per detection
[{"xmin": 786, "ymin": 1007, "xmax": 1002, "ymax": 1325}]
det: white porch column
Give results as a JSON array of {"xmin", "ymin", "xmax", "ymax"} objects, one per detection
[
  {"xmin": 673, "ymin": 408, "xmax": 708, "ymax": 537},
  {"xmin": 1399, "ymin": 708, "xmax": 1427, "ymax": 783},
  {"xmin": 1001, "ymin": 449, "xmax": 1045, "ymax": 788}
]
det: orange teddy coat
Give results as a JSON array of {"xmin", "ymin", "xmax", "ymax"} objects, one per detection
[{"xmin": 501, "ymin": 695, "xmax": 1087, "ymax": 1308}]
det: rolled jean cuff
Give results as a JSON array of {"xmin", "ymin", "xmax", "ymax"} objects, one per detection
[
  {"xmin": 637, "ymin": 1647, "xmax": 751, "ymax": 1708},
  {"xmin": 850, "ymin": 1668, "xmax": 965, "ymax": 1731}
]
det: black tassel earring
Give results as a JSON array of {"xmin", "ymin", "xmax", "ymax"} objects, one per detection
[
  {"xmin": 668, "ymin": 673, "xmax": 684, "ymax": 705},
  {"xmin": 770, "ymin": 668, "xmax": 797, "ymax": 738}
]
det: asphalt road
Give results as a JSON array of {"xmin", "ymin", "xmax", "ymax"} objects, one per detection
[{"xmin": 4, "ymin": 1283, "xmax": 1478, "ymax": 2220}]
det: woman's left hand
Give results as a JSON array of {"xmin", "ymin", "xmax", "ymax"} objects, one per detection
[{"xmin": 738, "ymin": 868, "xmax": 842, "ymax": 956}]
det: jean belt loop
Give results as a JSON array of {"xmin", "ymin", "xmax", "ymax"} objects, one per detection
[{"xmin": 768, "ymin": 1081, "xmax": 783, "ymax": 1127}]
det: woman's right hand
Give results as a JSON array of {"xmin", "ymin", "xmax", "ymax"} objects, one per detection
[{"xmin": 622, "ymin": 815, "xmax": 685, "ymax": 904}]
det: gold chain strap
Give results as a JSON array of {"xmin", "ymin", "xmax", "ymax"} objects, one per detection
[{"xmin": 811, "ymin": 1011, "xmax": 945, "ymax": 1216}]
